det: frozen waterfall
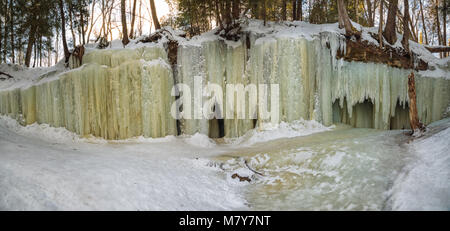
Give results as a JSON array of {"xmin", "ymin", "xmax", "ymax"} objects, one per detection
[{"xmin": 0, "ymin": 31, "xmax": 449, "ymax": 140}]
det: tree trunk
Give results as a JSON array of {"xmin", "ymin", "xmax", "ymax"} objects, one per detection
[
  {"xmin": 282, "ymin": 0, "xmax": 287, "ymax": 21},
  {"xmin": 68, "ymin": 1, "xmax": 77, "ymax": 47},
  {"xmin": 356, "ymin": 0, "xmax": 359, "ymax": 24},
  {"xmin": 129, "ymin": 0, "xmax": 137, "ymax": 38},
  {"xmin": 297, "ymin": 0, "xmax": 302, "ymax": 21},
  {"xmin": 0, "ymin": 3, "xmax": 2, "ymax": 62},
  {"xmin": 55, "ymin": 33, "xmax": 59, "ymax": 65},
  {"xmin": 39, "ymin": 37, "xmax": 42, "ymax": 67},
  {"xmin": 443, "ymin": 0, "xmax": 447, "ymax": 56},
  {"xmin": 383, "ymin": 0, "xmax": 398, "ymax": 45},
  {"xmin": 80, "ymin": 4, "xmax": 86, "ymax": 45},
  {"xmin": 292, "ymin": 0, "xmax": 297, "ymax": 20},
  {"xmin": 149, "ymin": 0, "xmax": 161, "ymax": 30},
  {"xmin": 59, "ymin": 0, "xmax": 70, "ymax": 61},
  {"xmin": 138, "ymin": 0, "xmax": 143, "ymax": 36},
  {"xmin": 366, "ymin": 0, "xmax": 374, "ymax": 26},
  {"xmin": 3, "ymin": 0, "xmax": 9, "ymax": 63},
  {"xmin": 33, "ymin": 41, "xmax": 36, "ymax": 67},
  {"xmin": 86, "ymin": 0, "xmax": 96, "ymax": 43},
  {"xmin": 379, "ymin": 0, "xmax": 384, "ymax": 48},
  {"xmin": 402, "ymin": 0, "xmax": 410, "ymax": 52},
  {"xmin": 232, "ymin": 0, "xmax": 240, "ymax": 20},
  {"xmin": 435, "ymin": 0, "xmax": 442, "ymax": 46},
  {"xmin": 25, "ymin": 25, "xmax": 37, "ymax": 67},
  {"xmin": 419, "ymin": 0, "xmax": 428, "ymax": 44},
  {"xmin": 121, "ymin": 0, "xmax": 130, "ymax": 45},
  {"xmin": 337, "ymin": 0, "xmax": 353, "ymax": 36},
  {"xmin": 9, "ymin": 0, "xmax": 14, "ymax": 63},
  {"xmin": 262, "ymin": 0, "xmax": 266, "ymax": 25},
  {"xmin": 407, "ymin": 72, "xmax": 425, "ymax": 134},
  {"xmin": 101, "ymin": 0, "xmax": 107, "ymax": 38}
]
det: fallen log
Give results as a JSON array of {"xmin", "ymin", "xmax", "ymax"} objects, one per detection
[
  {"xmin": 337, "ymin": 39, "xmax": 428, "ymax": 71},
  {"xmin": 424, "ymin": 45, "xmax": 450, "ymax": 53},
  {"xmin": 0, "ymin": 71, "xmax": 13, "ymax": 80}
]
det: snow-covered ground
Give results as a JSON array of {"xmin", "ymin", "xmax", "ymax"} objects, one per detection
[
  {"xmin": 0, "ymin": 115, "xmax": 247, "ymax": 210},
  {"xmin": 0, "ymin": 115, "xmax": 331, "ymax": 210},
  {"xmin": 388, "ymin": 119, "xmax": 450, "ymax": 210},
  {"xmin": 1, "ymin": 115, "xmax": 449, "ymax": 210}
]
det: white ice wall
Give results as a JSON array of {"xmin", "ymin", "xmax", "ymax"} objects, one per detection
[
  {"xmin": 176, "ymin": 32, "xmax": 450, "ymax": 137},
  {"xmin": 0, "ymin": 47, "xmax": 176, "ymax": 139},
  {"xmin": 1, "ymin": 33, "xmax": 449, "ymax": 140}
]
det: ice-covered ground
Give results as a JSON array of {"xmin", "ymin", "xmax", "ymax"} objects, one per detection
[
  {"xmin": 211, "ymin": 120, "xmax": 450, "ymax": 211},
  {"xmin": 0, "ymin": 115, "xmax": 247, "ymax": 210},
  {"xmin": 1, "ymin": 115, "xmax": 449, "ymax": 210},
  {"xmin": 0, "ymin": 115, "xmax": 332, "ymax": 210}
]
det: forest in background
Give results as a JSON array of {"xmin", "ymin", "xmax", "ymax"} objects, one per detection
[{"xmin": 0, "ymin": 0, "xmax": 448, "ymax": 68}]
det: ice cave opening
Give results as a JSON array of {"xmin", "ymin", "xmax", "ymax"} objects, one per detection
[
  {"xmin": 333, "ymin": 98, "xmax": 374, "ymax": 129},
  {"xmin": 390, "ymin": 100, "xmax": 411, "ymax": 130}
]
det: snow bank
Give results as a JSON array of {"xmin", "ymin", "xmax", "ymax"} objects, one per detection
[
  {"xmin": 389, "ymin": 120, "xmax": 450, "ymax": 210},
  {"xmin": 228, "ymin": 119, "xmax": 332, "ymax": 146},
  {"xmin": 0, "ymin": 115, "xmax": 247, "ymax": 210}
]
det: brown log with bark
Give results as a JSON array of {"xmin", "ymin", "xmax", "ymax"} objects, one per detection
[
  {"xmin": 424, "ymin": 46, "xmax": 450, "ymax": 53},
  {"xmin": 0, "ymin": 71, "xmax": 14, "ymax": 80},
  {"xmin": 336, "ymin": 39, "xmax": 428, "ymax": 71},
  {"xmin": 407, "ymin": 72, "xmax": 425, "ymax": 135}
]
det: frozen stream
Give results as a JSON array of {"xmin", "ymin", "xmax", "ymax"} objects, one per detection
[
  {"xmin": 0, "ymin": 115, "xmax": 449, "ymax": 210},
  {"xmin": 215, "ymin": 125, "xmax": 409, "ymax": 210}
]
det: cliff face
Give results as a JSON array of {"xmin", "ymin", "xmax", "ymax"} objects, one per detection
[{"xmin": 1, "ymin": 23, "xmax": 449, "ymax": 140}]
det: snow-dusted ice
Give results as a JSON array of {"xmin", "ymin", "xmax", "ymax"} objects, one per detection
[
  {"xmin": 0, "ymin": 115, "xmax": 246, "ymax": 210},
  {"xmin": 1, "ymin": 115, "xmax": 449, "ymax": 210}
]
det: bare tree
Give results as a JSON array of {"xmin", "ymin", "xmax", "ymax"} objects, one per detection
[
  {"xmin": 402, "ymin": 0, "xmax": 410, "ymax": 51},
  {"xmin": 337, "ymin": 0, "xmax": 353, "ymax": 36},
  {"xmin": 121, "ymin": 0, "xmax": 129, "ymax": 45},
  {"xmin": 86, "ymin": 0, "xmax": 97, "ymax": 43},
  {"xmin": 419, "ymin": 0, "xmax": 428, "ymax": 44},
  {"xmin": 58, "ymin": 0, "xmax": 70, "ymax": 62},
  {"xmin": 232, "ymin": 0, "xmax": 240, "ymax": 20},
  {"xmin": 366, "ymin": 0, "xmax": 374, "ymax": 26},
  {"xmin": 129, "ymin": 0, "xmax": 137, "ymax": 38},
  {"xmin": 297, "ymin": 0, "xmax": 302, "ymax": 21},
  {"xmin": 292, "ymin": 0, "xmax": 297, "ymax": 20},
  {"xmin": 444, "ymin": 0, "xmax": 447, "ymax": 56},
  {"xmin": 379, "ymin": 0, "xmax": 384, "ymax": 47},
  {"xmin": 68, "ymin": 1, "xmax": 77, "ymax": 47},
  {"xmin": 383, "ymin": 0, "xmax": 398, "ymax": 45},
  {"xmin": 149, "ymin": 0, "xmax": 161, "ymax": 30},
  {"xmin": 282, "ymin": 0, "xmax": 287, "ymax": 21}
]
